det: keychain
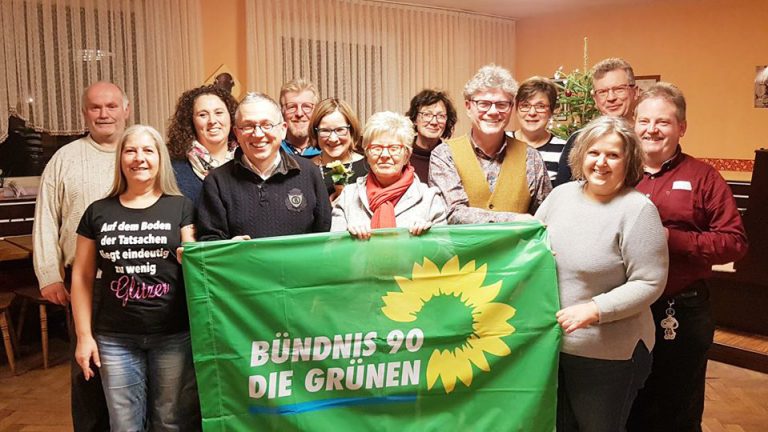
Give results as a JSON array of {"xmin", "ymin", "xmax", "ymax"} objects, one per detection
[{"xmin": 660, "ymin": 299, "xmax": 679, "ymax": 340}]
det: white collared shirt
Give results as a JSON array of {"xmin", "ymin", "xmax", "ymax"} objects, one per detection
[{"xmin": 242, "ymin": 152, "xmax": 282, "ymax": 180}]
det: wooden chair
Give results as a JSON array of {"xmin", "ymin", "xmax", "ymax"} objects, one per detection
[
  {"xmin": 14, "ymin": 286, "xmax": 71, "ymax": 369},
  {"xmin": 0, "ymin": 292, "xmax": 17, "ymax": 374}
]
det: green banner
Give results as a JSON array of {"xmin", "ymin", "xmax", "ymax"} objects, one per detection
[{"xmin": 183, "ymin": 222, "xmax": 561, "ymax": 431}]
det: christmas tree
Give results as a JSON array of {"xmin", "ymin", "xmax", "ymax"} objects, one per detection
[{"xmin": 551, "ymin": 38, "xmax": 600, "ymax": 139}]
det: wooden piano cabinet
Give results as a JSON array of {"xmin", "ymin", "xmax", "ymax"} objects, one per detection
[{"xmin": 709, "ymin": 149, "xmax": 768, "ymax": 372}]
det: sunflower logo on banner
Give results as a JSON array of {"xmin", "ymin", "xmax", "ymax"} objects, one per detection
[{"xmin": 382, "ymin": 256, "xmax": 516, "ymax": 393}]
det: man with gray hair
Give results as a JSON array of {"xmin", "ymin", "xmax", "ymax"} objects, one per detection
[
  {"xmin": 197, "ymin": 92, "xmax": 331, "ymax": 240},
  {"xmin": 279, "ymin": 78, "xmax": 321, "ymax": 157},
  {"xmin": 429, "ymin": 64, "xmax": 551, "ymax": 223},
  {"xmin": 33, "ymin": 81, "xmax": 128, "ymax": 430},
  {"xmin": 554, "ymin": 57, "xmax": 639, "ymax": 186}
]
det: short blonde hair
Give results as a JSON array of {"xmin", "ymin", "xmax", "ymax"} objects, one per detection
[
  {"xmin": 362, "ymin": 111, "xmax": 415, "ymax": 157},
  {"xmin": 463, "ymin": 64, "xmax": 518, "ymax": 100},
  {"xmin": 568, "ymin": 116, "xmax": 645, "ymax": 187},
  {"xmin": 279, "ymin": 78, "xmax": 319, "ymax": 106},
  {"xmin": 636, "ymin": 82, "xmax": 687, "ymax": 123},
  {"xmin": 109, "ymin": 125, "xmax": 181, "ymax": 197}
]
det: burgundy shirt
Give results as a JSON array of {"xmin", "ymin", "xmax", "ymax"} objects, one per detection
[{"xmin": 636, "ymin": 148, "xmax": 748, "ymax": 297}]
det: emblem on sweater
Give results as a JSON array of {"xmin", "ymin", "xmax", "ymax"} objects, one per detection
[{"xmin": 285, "ymin": 188, "xmax": 307, "ymax": 212}]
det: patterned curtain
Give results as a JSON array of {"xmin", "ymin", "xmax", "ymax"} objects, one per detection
[
  {"xmin": 245, "ymin": 0, "xmax": 516, "ymax": 133},
  {"xmin": 0, "ymin": 0, "xmax": 204, "ymax": 141}
]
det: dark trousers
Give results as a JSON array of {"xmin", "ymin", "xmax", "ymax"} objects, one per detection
[
  {"xmin": 557, "ymin": 341, "xmax": 652, "ymax": 432},
  {"xmin": 627, "ymin": 282, "xmax": 714, "ymax": 432},
  {"xmin": 63, "ymin": 270, "xmax": 110, "ymax": 432}
]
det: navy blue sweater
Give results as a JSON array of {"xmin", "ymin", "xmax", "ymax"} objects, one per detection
[
  {"xmin": 197, "ymin": 149, "xmax": 331, "ymax": 241},
  {"xmin": 172, "ymin": 159, "xmax": 203, "ymax": 204}
]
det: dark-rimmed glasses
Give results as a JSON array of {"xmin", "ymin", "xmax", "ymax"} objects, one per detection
[
  {"xmin": 316, "ymin": 126, "xmax": 351, "ymax": 138},
  {"xmin": 417, "ymin": 112, "xmax": 447, "ymax": 123},
  {"xmin": 471, "ymin": 99, "xmax": 513, "ymax": 113},
  {"xmin": 518, "ymin": 102, "xmax": 550, "ymax": 113}
]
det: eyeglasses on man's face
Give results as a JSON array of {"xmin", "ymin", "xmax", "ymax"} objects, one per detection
[
  {"xmin": 316, "ymin": 126, "xmax": 351, "ymax": 138},
  {"xmin": 518, "ymin": 102, "xmax": 550, "ymax": 113},
  {"xmin": 471, "ymin": 99, "xmax": 513, "ymax": 113},
  {"xmin": 282, "ymin": 102, "xmax": 315, "ymax": 115},
  {"xmin": 366, "ymin": 144, "xmax": 407, "ymax": 157},
  {"xmin": 417, "ymin": 112, "xmax": 447, "ymax": 123},
  {"xmin": 592, "ymin": 84, "xmax": 635, "ymax": 100},
  {"xmin": 237, "ymin": 122, "xmax": 280, "ymax": 135}
]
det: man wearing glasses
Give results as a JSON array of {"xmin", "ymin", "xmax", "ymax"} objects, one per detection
[
  {"xmin": 554, "ymin": 58, "xmax": 639, "ymax": 186},
  {"xmin": 279, "ymin": 78, "xmax": 321, "ymax": 158},
  {"xmin": 197, "ymin": 92, "xmax": 331, "ymax": 241},
  {"xmin": 429, "ymin": 64, "xmax": 551, "ymax": 223}
]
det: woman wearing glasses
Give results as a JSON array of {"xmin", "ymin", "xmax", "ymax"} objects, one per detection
[
  {"xmin": 509, "ymin": 77, "xmax": 566, "ymax": 183},
  {"xmin": 405, "ymin": 89, "xmax": 457, "ymax": 182},
  {"xmin": 308, "ymin": 98, "xmax": 368, "ymax": 202},
  {"xmin": 331, "ymin": 111, "xmax": 447, "ymax": 239}
]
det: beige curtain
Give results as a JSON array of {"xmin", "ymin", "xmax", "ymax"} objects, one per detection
[
  {"xmin": 245, "ymin": 0, "xmax": 516, "ymax": 133},
  {"xmin": 0, "ymin": 0, "xmax": 203, "ymax": 141}
]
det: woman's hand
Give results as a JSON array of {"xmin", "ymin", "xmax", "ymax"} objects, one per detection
[
  {"xmin": 409, "ymin": 220, "xmax": 432, "ymax": 236},
  {"xmin": 75, "ymin": 335, "xmax": 101, "ymax": 381},
  {"xmin": 348, "ymin": 223, "xmax": 372, "ymax": 240},
  {"xmin": 556, "ymin": 301, "xmax": 600, "ymax": 334},
  {"xmin": 231, "ymin": 235, "xmax": 251, "ymax": 241},
  {"xmin": 175, "ymin": 247, "xmax": 184, "ymax": 264}
]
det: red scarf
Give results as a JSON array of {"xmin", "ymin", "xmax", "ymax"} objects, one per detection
[{"xmin": 366, "ymin": 165, "xmax": 415, "ymax": 229}]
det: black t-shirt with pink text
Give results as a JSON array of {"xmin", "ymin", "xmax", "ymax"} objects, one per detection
[{"xmin": 77, "ymin": 194, "xmax": 194, "ymax": 335}]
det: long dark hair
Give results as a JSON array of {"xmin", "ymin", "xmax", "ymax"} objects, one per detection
[{"xmin": 166, "ymin": 85, "xmax": 238, "ymax": 159}]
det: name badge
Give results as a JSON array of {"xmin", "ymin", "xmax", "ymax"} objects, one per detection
[{"xmin": 672, "ymin": 181, "xmax": 692, "ymax": 191}]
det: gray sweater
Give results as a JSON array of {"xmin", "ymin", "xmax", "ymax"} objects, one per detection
[{"xmin": 535, "ymin": 181, "xmax": 669, "ymax": 360}]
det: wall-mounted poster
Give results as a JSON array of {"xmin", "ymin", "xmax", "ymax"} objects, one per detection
[{"xmin": 756, "ymin": 66, "xmax": 768, "ymax": 108}]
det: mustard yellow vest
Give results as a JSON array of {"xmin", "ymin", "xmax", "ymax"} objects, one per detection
[{"xmin": 446, "ymin": 134, "xmax": 531, "ymax": 213}]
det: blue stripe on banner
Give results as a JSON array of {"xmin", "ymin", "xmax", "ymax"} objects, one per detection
[{"xmin": 249, "ymin": 394, "xmax": 417, "ymax": 415}]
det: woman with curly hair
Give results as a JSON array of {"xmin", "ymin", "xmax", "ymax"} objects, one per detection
[{"xmin": 168, "ymin": 85, "xmax": 238, "ymax": 202}]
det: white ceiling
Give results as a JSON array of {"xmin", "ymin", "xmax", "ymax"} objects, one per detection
[{"xmin": 387, "ymin": 0, "xmax": 663, "ymax": 19}]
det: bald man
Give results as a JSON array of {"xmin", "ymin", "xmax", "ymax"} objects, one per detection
[{"xmin": 33, "ymin": 81, "xmax": 129, "ymax": 431}]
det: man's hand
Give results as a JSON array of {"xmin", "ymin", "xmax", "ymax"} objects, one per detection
[{"xmin": 41, "ymin": 282, "xmax": 70, "ymax": 306}]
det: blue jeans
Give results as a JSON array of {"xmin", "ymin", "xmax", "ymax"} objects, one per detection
[
  {"xmin": 557, "ymin": 341, "xmax": 652, "ymax": 432},
  {"xmin": 95, "ymin": 331, "xmax": 201, "ymax": 432}
]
